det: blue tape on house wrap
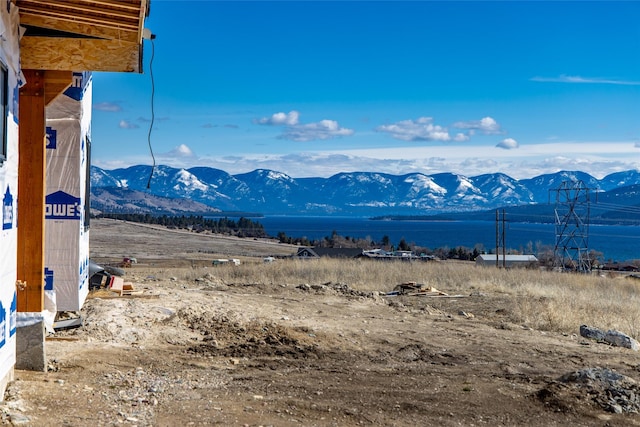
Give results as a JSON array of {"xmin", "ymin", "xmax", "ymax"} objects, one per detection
[{"xmin": 9, "ymin": 292, "xmax": 15, "ymax": 337}]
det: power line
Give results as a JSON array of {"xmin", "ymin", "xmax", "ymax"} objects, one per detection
[{"xmin": 145, "ymin": 36, "xmax": 156, "ymax": 189}]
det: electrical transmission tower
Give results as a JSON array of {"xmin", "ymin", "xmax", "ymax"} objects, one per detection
[{"xmin": 552, "ymin": 180, "xmax": 592, "ymax": 273}]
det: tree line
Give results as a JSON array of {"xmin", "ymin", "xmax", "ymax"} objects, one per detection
[
  {"xmin": 274, "ymin": 229, "xmax": 608, "ymax": 266},
  {"xmin": 95, "ymin": 213, "xmax": 268, "ymax": 238},
  {"xmin": 275, "ymin": 229, "xmax": 488, "ymax": 261},
  {"xmin": 97, "ymin": 213, "xmax": 604, "ymax": 266}
]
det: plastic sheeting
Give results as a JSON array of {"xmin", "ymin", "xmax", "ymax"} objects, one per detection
[
  {"xmin": 45, "ymin": 72, "xmax": 92, "ymax": 312},
  {"xmin": 0, "ymin": 3, "xmax": 23, "ymax": 383}
]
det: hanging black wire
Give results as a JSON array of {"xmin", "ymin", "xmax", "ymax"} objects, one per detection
[{"xmin": 146, "ymin": 37, "xmax": 156, "ymax": 189}]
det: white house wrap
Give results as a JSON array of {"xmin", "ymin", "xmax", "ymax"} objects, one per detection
[
  {"xmin": 45, "ymin": 72, "xmax": 92, "ymax": 312},
  {"xmin": 0, "ymin": 3, "xmax": 23, "ymax": 384}
]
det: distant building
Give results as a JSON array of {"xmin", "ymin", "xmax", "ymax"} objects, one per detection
[
  {"xmin": 600, "ymin": 263, "xmax": 639, "ymax": 272},
  {"xmin": 361, "ymin": 249, "xmax": 437, "ymax": 262},
  {"xmin": 475, "ymin": 254, "xmax": 539, "ymax": 268},
  {"xmin": 295, "ymin": 247, "xmax": 438, "ymax": 262},
  {"xmin": 362, "ymin": 248, "xmax": 392, "ymax": 257},
  {"xmin": 212, "ymin": 259, "xmax": 241, "ymax": 266},
  {"xmin": 295, "ymin": 247, "xmax": 364, "ymax": 259}
]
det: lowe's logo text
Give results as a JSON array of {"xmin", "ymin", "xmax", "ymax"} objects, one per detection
[
  {"xmin": 64, "ymin": 72, "xmax": 91, "ymax": 101},
  {"xmin": 45, "ymin": 191, "xmax": 81, "ymax": 220},
  {"xmin": 46, "ymin": 126, "xmax": 57, "ymax": 149}
]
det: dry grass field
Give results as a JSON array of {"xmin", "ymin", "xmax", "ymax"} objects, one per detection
[
  {"xmin": 4, "ymin": 218, "xmax": 640, "ymax": 426},
  {"xmin": 188, "ymin": 256, "xmax": 640, "ymax": 340}
]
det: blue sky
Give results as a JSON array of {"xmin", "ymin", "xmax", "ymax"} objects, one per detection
[{"xmin": 91, "ymin": 1, "xmax": 640, "ymax": 179}]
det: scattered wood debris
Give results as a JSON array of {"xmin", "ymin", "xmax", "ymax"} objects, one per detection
[
  {"xmin": 385, "ymin": 282, "xmax": 466, "ymax": 298},
  {"xmin": 110, "ymin": 276, "xmax": 144, "ymax": 296}
]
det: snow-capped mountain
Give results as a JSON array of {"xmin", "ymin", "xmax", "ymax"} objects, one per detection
[
  {"xmin": 597, "ymin": 170, "xmax": 640, "ymax": 191},
  {"xmin": 519, "ymin": 171, "xmax": 601, "ymax": 203},
  {"xmin": 90, "ymin": 165, "xmax": 640, "ymax": 216}
]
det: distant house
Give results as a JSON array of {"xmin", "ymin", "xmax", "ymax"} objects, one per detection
[
  {"xmin": 475, "ymin": 254, "xmax": 539, "ymax": 268},
  {"xmin": 394, "ymin": 251, "xmax": 413, "ymax": 258},
  {"xmin": 361, "ymin": 249, "xmax": 438, "ymax": 262},
  {"xmin": 295, "ymin": 247, "xmax": 364, "ymax": 259},
  {"xmin": 601, "ymin": 263, "xmax": 639, "ymax": 272},
  {"xmin": 212, "ymin": 258, "xmax": 241, "ymax": 266},
  {"xmin": 363, "ymin": 248, "xmax": 392, "ymax": 257}
]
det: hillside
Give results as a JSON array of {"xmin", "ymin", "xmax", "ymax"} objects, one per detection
[{"xmin": 91, "ymin": 165, "xmax": 640, "ymax": 218}]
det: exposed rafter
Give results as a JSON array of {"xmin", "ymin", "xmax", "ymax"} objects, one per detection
[
  {"xmin": 17, "ymin": 0, "xmax": 143, "ymax": 32},
  {"xmin": 16, "ymin": 0, "xmax": 149, "ymax": 72}
]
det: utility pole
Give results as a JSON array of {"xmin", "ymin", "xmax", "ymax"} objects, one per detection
[
  {"xmin": 495, "ymin": 209, "xmax": 506, "ymax": 268},
  {"xmin": 495, "ymin": 209, "xmax": 499, "ymax": 268},
  {"xmin": 502, "ymin": 209, "xmax": 506, "ymax": 268}
]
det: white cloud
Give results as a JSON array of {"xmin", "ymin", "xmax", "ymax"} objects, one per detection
[
  {"xmin": 281, "ymin": 120, "xmax": 354, "ymax": 142},
  {"xmin": 453, "ymin": 116, "xmax": 502, "ymax": 134},
  {"xmin": 93, "ymin": 140, "xmax": 640, "ymax": 181},
  {"xmin": 195, "ymin": 152, "xmax": 435, "ymax": 178},
  {"xmin": 312, "ymin": 141, "xmax": 640, "ymax": 179},
  {"xmin": 192, "ymin": 146, "xmax": 638, "ymax": 179},
  {"xmin": 255, "ymin": 110, "xmax": 300, "ymax": 126},
  {"xmin": 460, "ymin": 157, "xmax": 500, "ymax": 170},
  {"xmin": 118, "ymin": 120, "xmax": 139, "ymax": 129},
  {"xmin": 375, "ymin": 117, "xmax": 452, "ymax": 142},
  {"xmin": 530, "ymin": 75, "xmax": 640, "ymax": 86},
  {"xmin": 94, "ymin": 102, "xmax": 122, "ymax": 112},
  {"xmin": 154, "ymin": 144, "xmax": 197, "ymax": 165},
  {"xmin": 496, "ymin": 138, "xmax": 519, "ymax": 149},
  {"xmin": 168, "ymin": 144, "xmax": 196, "ymax": 157},
  {"xmin": 254, "ymin": 110, "xmax": 353, "ymax": 142}
]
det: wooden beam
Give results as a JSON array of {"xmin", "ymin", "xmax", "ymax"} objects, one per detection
[
  {"xmin": 18, "ymin": 6, "xmax": 141, "ymax": 32},
  {"xmin": 17, "ymin": 1, "xmax": 143, "ymax": 14},
  {"xmin": 17, "ymin": 0, "xmax": 145, "ymax": 32},
  {"xmin": 17, "ymin": 69, "xmax": 47, "ymax": 313},
  {"xmin": 20, "ymin": 37, "xmax": 140, "ymax": 72},
  {"xmin": 19, "ymin": 15, "xmax": 141, "ymax": 43},
  {"xmin": 44, "ymin": 71, "xmax": 72, "ymax": 106},
  {"xmin": 136, "ymin": 0, "xmax": 150, "ymax": 44}
]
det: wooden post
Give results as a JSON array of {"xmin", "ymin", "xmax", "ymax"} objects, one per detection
[{"xmin": 17, "ymin": 69, "xmax": 46, "ymax": 312}]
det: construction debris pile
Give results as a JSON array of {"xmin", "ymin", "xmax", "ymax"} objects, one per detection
[{"xmin": 384, "ymin": 282, "xmax": 466, "ymax": 298}]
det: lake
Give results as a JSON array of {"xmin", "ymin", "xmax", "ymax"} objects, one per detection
[{"xmin": 255, "ymin": 216, "xmax": 640, "ymax": 263}]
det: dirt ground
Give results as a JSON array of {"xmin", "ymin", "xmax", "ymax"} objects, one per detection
[{"xmin": 3, "ymin": 219, "xmax": 640, "ymax": 426}]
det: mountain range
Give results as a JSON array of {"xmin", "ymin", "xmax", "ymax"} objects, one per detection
[{"xmin": 90, "ymin": 165, "xmax": 640, "ymax": 220}]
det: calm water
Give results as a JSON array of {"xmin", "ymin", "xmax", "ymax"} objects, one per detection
[{"xmin": 254, "ymin": 216, "xmax": 640, "ymax": 262}]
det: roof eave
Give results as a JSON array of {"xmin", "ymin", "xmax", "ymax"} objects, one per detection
[{"xmin": 16, "ymin": 0, "xmax": 149, "ymax": 73}]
